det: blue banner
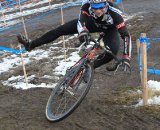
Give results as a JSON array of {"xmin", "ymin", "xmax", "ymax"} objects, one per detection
[
  {"xmin": 147, "ymin": 69, "xmax": 160, "ymax": 75},
  {"xmin": 0, "ymin": 46, "xmax": 25, "ymax": 53}
]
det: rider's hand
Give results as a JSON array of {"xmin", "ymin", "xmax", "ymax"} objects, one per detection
[
  {"xmin": 17, "ymin": 34, "xmax": 33, "ymax": 51},
  {"xmin": 121, "ymin": 55, "xmax": 131, "ymax": 73},
  {"xmin": 78, "ymin": 30, "xmax": 90, "ymax": 47}
]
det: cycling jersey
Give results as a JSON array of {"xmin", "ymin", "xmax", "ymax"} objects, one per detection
[{"xmin": 77, "ymin": 1, "xmax": 132, "ymax": 58}]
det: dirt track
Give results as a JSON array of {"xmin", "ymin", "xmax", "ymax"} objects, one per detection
[{"xmin": 1, "ymin": 0, "xmax": 160, "ymax": 130}]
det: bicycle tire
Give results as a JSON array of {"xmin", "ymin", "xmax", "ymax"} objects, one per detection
[{"xmin": 45, "ymin": 63, "xmax": 94, "ymax": 122}]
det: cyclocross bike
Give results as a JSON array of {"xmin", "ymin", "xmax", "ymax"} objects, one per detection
[{"xmin": 45, "ymin": 34, "xmax": 121, "ymax": 122}]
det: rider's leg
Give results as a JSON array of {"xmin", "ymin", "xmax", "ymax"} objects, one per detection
[
  {"xmin": 93, "ymin": 27, "xmax": 120, "ymax": 69},
  {"xmin": 30, "ymin": 19, "xmax": 78, "ymax": 48},
  {"xmin": 31, "ymin": 15, "xmax": 102, "ymax": 48}
]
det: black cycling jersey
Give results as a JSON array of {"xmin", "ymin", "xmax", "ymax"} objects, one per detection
[{"xmin": 78, "ymin": 2, "xmax": 132, "ymax": 58}]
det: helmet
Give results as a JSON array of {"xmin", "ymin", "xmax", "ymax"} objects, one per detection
[{"xmin": 90, "ymin": 0, "xmax": 107, "ymax": 9}]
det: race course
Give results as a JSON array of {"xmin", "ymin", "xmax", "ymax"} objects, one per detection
[{"xmin": 0, "ymin": 0, "xmax": 160, "ymax": 129}]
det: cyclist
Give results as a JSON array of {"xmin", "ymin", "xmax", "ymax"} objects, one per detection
[{"xmin": 17, "ymin": 0, "xmax": 132, "ymax": 71}]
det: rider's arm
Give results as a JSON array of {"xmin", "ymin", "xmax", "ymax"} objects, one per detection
[
  {"xmin": 117, "ymin": 23, "xmax": 132, "ymax": 59},
  {"xmin": 77, "ymin": 3, "xmax": 90, "ymax": 33},
  {"xmin": 110, "ymin": 9, "xmax": 132, "ymax": 59}
]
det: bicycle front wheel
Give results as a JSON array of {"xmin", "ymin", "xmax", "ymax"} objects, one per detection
[{"xmin": 45, "ymin": 63, "xmax": 94, "ymax": 122}]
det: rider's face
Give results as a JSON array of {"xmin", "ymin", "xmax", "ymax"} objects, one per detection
[{"xmin": 92, "ymin": 7, "xmax": 106, "ymax": 17}]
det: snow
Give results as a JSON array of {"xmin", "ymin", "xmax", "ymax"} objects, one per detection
[
  {"xmin": 0, "ymin": 0, "xmax": 160, "ymax": 106},
  {"xmin": 1, "ymin": 45, "xmax": 79, "ymax": 89},
  {"xmin": 148, "ymin": 80, "xmax": 160, "ymax": 91},
  {"xmin": 54, "ymin": 51, "xmax": 80, "ymax": 75},
  {"xmin": 135, "ymin": 81, "xmax": 160, "ymax": 106},
  {"xmin": 0, "ymin": 0, "xmax": 81, "ymax": 28},
  {"xmin": 2, "ymin": 75, "xmax": 56, "ymax": 89},
  {"xmin": 136, "ymin": 96, "xmax": 160, "ymax": 107},
  {"xmin": 0, "ymin": 49, "xmax": 48, "ymax": 73}
]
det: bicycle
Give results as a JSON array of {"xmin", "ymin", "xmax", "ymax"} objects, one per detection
[{"xmin": 45, "ymin": 34, "xmax": 121, "ymax": 122}]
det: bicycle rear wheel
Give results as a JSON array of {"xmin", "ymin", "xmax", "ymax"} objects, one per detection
[{"xmin": 45, "ymin": 63, "xmax": 94, "ymax": 122}]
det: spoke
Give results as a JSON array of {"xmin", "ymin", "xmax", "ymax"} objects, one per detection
[
  {"xmin": 55, "ymin": 88, "xmax": 71, "ymax": 115},
  {"xmin": 54, "ymin": 86, "xmax": 68, "ymax": 115},
  {"xmin": 54, "ymin": 88, "xmax": 76, "ymax": 116},
  {"xmin": 60, "ymin": 91, "xmax": 72, "ymax": 115},
  {"xmin": 59, "ymin": 88, "xmax": 71, "ymax": 115},
  {"xmin": 55, "ymin": 94, "xmax": 65, "ymax": 116},
  {"xmin": 61, "ymin": 88, "xmax": 80, "ymax": 113}
]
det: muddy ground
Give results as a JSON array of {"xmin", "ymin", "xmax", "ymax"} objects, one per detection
[{"xmin": 0, "ymin": 0, "xmax": 160, "ymax": 130}]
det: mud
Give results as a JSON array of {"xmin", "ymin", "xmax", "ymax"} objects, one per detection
[{"xmin": 0, "ymin": 0, "xmax": 160, "ymax": 130}]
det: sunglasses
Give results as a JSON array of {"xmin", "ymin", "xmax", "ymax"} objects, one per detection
[
  {"xmin": 91, "ymin": 2, "xmax": 106, "ymax": 9},
  {"xmin": 91, "ymin": 6, "xmax": 106, "ymax": 10}
]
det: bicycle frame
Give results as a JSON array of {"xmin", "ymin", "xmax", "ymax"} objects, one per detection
[
  {"xmin": 69, "ymin": 35, "xmax": 119, "ymax": 68},
  {"xmin": 64, "ymin": 35, "xmax": 122, "ymax": 87}
]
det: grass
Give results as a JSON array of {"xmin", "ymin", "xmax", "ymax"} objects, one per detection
[
  {"xmin": 107, "ymin": 84, "xmax": 160, "ymax": 106},
  {"xmin": 137, "ymin": 104, "xmax": 160, "ymax": 118},
  {"xmin": 114, "ymin": 85, "xmax": 141, "ymax": 104},
  {"xmin": 147, "ymin": 87, "xmax": 160, "ymax": 98}
]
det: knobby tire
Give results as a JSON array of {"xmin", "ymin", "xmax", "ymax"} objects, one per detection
[{"xmin": 45, "ymin": 63, "xmax": 94, "ymax": 122}]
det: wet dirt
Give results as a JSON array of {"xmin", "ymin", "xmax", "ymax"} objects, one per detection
[{"xmin": 0, "ymin": 0, "xmax": 160, "ymax": 130}]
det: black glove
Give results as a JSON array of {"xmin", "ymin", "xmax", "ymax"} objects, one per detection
[
  {"xmin": 76, "ymin": 30, "xmax": 90, "ymax": 47},
  {"xmin": 17, "ymin": 34, "xmax": 33, "ymax": 51}
]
